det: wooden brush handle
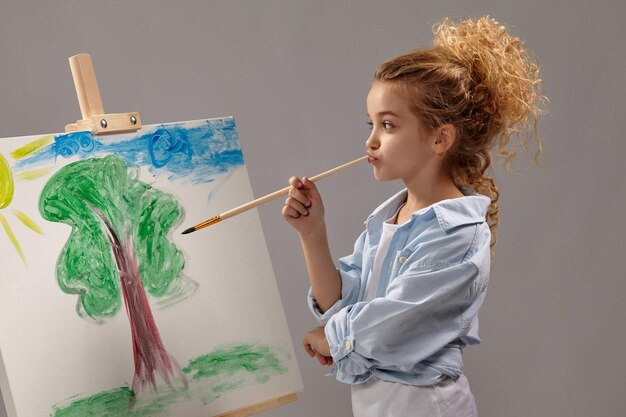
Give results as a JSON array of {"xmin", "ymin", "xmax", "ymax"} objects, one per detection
[{"xmin": 220, "ymin": 155, "xmax": 368, "ymax": 221}]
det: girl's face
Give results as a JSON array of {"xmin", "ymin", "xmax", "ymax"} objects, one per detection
[{"xmin": 366, "ymin": 81, "xmax": 437, "ymax": 183}]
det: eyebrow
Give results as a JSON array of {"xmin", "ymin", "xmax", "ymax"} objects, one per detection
[{"xmin": 367, "ymin": 110, "xmax": 401, "ymax": 118}]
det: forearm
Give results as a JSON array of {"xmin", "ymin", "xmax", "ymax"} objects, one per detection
[{"xmin": 299, "ymin": 228, "xmax": 341, "ymax": 313}]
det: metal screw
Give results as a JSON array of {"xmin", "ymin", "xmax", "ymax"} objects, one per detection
[
  {"xmin": 100, "ymin": 119, "xmax": 108, "ymax": 128},
  {"xmin": 130, "ymin": 115, "xmax": 137, "ymax": 125}
]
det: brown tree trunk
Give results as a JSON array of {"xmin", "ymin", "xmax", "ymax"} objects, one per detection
[{"xmin": 99, "ymin": 212, "xmax": 186, "ymax": 393}]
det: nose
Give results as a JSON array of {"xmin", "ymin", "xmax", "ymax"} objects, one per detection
[{"xmin": 366, "ymin": 131, "xmax": 379, "ymax": 151}]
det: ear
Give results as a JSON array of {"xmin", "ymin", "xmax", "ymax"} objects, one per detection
[{"xmin": 431, "ymin": 124, "xmax": 457, "ymax": 154}]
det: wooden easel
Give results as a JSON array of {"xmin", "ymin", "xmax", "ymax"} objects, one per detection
[
  {"xmin": 65, "ymin": 53, "xmax": 299, "ymax": 416},
  {"xmin": 214, "ymin": 393, "xmax": 298, "ymax": 417},
  {"xmin": 65, "ymin": 53, "xmax": 142, "ymax": 134}
]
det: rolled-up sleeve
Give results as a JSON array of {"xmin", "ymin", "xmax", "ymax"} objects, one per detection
[
  {"xmin": 307, "ymin": 231, "xmax": 366, "ymax": 325},
  {"xmin": 324, "ymin": 259, "xmax": 483, "ymax": 381}
]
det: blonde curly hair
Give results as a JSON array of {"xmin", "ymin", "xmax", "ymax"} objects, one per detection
[{"xmin": 374, "ymin": 16, "xmax": 547, "ymax": 249}]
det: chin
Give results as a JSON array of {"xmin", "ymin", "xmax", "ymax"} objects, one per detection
[{"xmin": 372, "ymin": 169, "xmax": 393, "ymax": 182}]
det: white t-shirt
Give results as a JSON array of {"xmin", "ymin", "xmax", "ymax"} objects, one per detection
[{"xmin": 364, "ymin": 221, "xmax": 401, "ymax": 301}]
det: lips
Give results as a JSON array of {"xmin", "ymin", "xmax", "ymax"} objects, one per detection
[{"xmin": 367, "ymin": 154, "xmax": 379, "ymax": 164}]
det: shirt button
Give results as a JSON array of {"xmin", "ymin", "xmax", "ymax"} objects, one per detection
[
  {"xmin": 398, "ymin": 256, "xmax": 407, "ymax": 264},
  {"xmin": 345, "ymin": 340, "xmax": 352, "ymax": 350}
]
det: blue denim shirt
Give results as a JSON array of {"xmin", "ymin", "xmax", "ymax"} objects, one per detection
[{"xmin": 308, "ymin": 188, "xmax": 491, "ymax": 386}]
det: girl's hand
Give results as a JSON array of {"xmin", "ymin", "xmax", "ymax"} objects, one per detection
[
  {"xmin": 303, "ymin": 326, "xmax": 333, "ymax": 366},
  {"xmin": 282, "ymin": 176, "xmax": 326, "ymax": 237}
]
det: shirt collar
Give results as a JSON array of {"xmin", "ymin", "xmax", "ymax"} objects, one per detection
[{"xmin": 365, "ymin": 188, "xmax": 490, "ymax": 234}]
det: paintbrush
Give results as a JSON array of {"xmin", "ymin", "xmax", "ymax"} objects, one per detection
[{"xmin": 181, "ymin": 155, "xmax": 368, "ymax": 234}]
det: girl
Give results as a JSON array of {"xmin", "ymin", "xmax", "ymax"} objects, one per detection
[{"xmin": 282, "ymin": 16, "xmax": 545, "ymax": 417}]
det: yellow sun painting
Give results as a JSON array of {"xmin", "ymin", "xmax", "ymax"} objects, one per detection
[{"xmin": 0, "ymin": 135, "xmax": 54, "ymax": 266}]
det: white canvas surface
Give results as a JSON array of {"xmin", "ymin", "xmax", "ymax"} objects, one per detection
[{"xmin": 0, "ymin": 118, "xmax": 302, "ymax": 417}]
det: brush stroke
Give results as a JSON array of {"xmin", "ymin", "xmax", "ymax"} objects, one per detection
[
  {"xmin": 10, "ymin": 134, "xmax": 54, "ymax": 159},
  {"xmin": 12, "ymin": 209, "xmax": 44, "ymax": 234},
  {"xmin": 50, "ymin": 387, "xmax": 176, "ymax": 417},
  {"xmin": 148, "ymin": 128, "xmax": 192, "ymax": 168},
  {"xmin": 51, "ymin": 387, "xmax": 138, "ymax": 417},
  {"xmin": 50, "ymin": 343, "xmax": 289, "ymax": 416},
  {"xmin": 1, "ymin": 153, "xmax": 41, "ymax": 265},
  {"xmin": 0, "ymin": 213, "xmax": 25, "ymax": 265},
  {"xmin": 184, "ymin": 343, "xmax": 288, "ymax": 383},
  {"xmin": 15, "ymin": 166, "xmax": 55, "ymax": 181},
  {"xmin": 184, "ymin": 343, "xmax": 289, "ymax": 405},
  {"xmin": 15, "ymin": 119, "xmax": 244, "ymax": 185},
  {"xmin": 0, "ymin": 154, "xmax": 14, "ymax": 208}
]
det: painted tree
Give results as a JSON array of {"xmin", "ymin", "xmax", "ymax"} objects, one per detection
[{"xmin": 39, "ymin": 154, "xmax": 195, "ymax": 393}]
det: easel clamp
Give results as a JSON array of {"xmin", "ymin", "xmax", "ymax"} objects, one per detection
[
  {"xmin": 65, "ymin": 112, "xmax": 142, "ymax": 134},
  {"xmin": 65, "ymin": 53, "xmax": 142, "ymax": 135}
]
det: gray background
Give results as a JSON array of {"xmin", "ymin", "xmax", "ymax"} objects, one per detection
[{"xmin": 1, "ymin": 1, "xmax": 625, "ymax": 416}]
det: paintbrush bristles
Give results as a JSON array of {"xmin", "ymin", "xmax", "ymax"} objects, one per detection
[
  {"xmin": 184, "ymin": 215, "xmax": 222, "ymax": 234},
  {"xmin": 181, "ymin": 155, "xmax": 368, "ymax": 235}
]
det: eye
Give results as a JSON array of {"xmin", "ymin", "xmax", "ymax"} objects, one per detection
[
  {"xmin": 382, "ymin": 121, "xmax": 394, "ymax": 129},
  {"xmin": 366, "ymin": 121, "xmax": 373, "ymax": 130}
]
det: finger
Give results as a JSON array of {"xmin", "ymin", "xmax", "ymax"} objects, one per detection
[
  {"xmin": 303, "ymin": 340, "xmax": 315, "ymax": 356},
  {"xmin": 317, "ymin": 353, "xmax": 333, "ymax": 366},
  {"xmin": 305, "ymin": 346, "xmax": 316, "ymax": 358},
  {"xmin": 302, "ymin": 340, "xmax": 316, "ymax": 357},
  {"xmin": 285, "ymin": 197, "xmax": 309, "ymax": 216},
  {"xmin": 289, "ymin": 176, "xmax": 304, "ymax": 188},
  {"xmin": 282, "ymin": 205, "xmax": 301, "ymax": 219},
  {"xmin": 302, "ymin": 177, "xmax": 322, "ymax": 202},
  {"xmin": 288, "ymin": 186, "xmax": 311, "ymax": 207}
]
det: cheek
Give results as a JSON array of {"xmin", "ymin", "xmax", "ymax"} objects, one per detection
[{"xmin": 388, "ymin": 145, "xmax": 419, "ymax": 166}]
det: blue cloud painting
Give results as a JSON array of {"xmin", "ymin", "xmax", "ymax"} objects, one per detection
[{"xmin": 13, "ymin": 117, "xmax": 244, "ymax": 185}]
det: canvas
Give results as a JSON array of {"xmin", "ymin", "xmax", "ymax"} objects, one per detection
[{"xmin": 0, "ymin": 117, "xmax": 302, "ymax": 416}]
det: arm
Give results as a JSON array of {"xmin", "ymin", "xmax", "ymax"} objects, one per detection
[
  {"xmin": 324, "ymin": 225, "xmax": 490, "ymax": 380},
  {"xmin": 326, "ymin": 261, "xmax": 482, "ymax": 372},
  {"xmin": 299, "ymin": 228, "xmax": 341, "ymax": 313},
  {"xmin": 282, "ymin": 176, "xmax": 341, "ymax": 312}
]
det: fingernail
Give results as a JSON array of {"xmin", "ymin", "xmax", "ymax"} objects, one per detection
[{"xmin": 303, "ymin": 210, "xmax": 309, "ymax": 216}]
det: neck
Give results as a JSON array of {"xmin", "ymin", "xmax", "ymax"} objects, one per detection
[{"xmin": 402, "ymin": 169, "xmax": 463, "ymax": 213}]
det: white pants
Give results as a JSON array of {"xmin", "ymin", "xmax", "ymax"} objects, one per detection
[{"xmin": 351, "ymin": 374, "xmax": 477, "ymax": 417}]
